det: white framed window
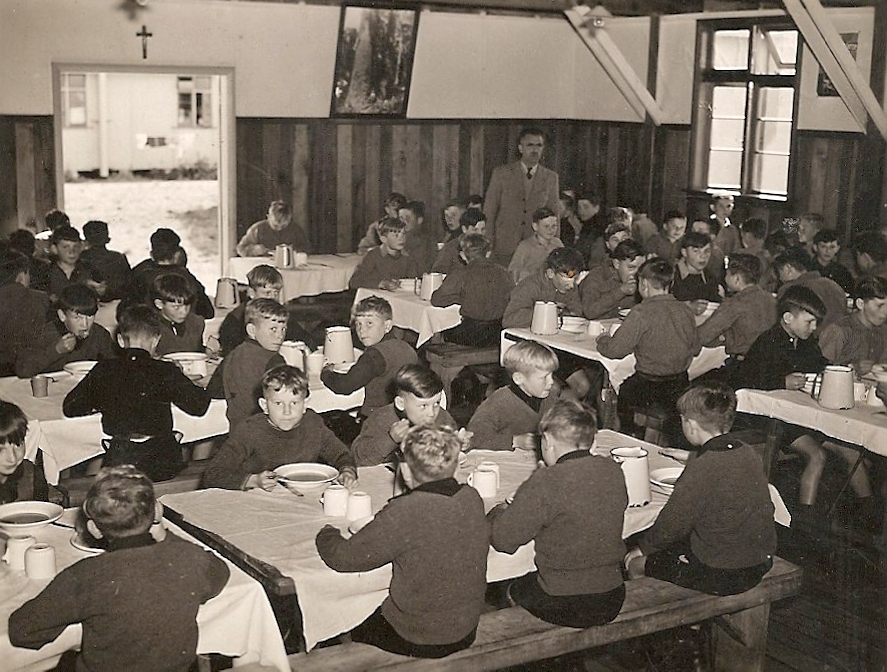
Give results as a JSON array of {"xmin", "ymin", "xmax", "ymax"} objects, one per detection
[
  {"xmin": 177, "ymin": 76, "xmax": 213, "ymax": 127},
  {"xmin": 61, "ymin": 73, "xmax": 88, "ymax": 128}
]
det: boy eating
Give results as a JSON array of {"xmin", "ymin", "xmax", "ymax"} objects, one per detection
[
  {"xmin": 431, "ymin": 209, "xmax": 486, "ymax": 275},
  {"xmin": 152, "ymin": 272, "xmax": 206, "ymax": 356},
  {"xmin": 349, "ymin": 217, "xmax": 421, "ymax": 290},
  {"xmin": 508, "ymin": 208, "xmax": 564, "ymax": 284},
  {"xmin": 316, "ymin": 426, "xmax": 489, "ymax": 658},
  {"xmin": 10, "ymin": 466, "xmax": 230, "ymax": 671},
  {"xmin": 579, "ymin": 239, "xmax": 644, "ymax": 320},
  {"xmin": 502, "ymin": 247, "xmax": 585, "ymax": 329},
  {"xmin": 489, "ymin": 400, "xmax": 627, "ymax": 626},
  {"xmin": 204, "ymin": 366, "xmax": 357, "ymax": 490}
]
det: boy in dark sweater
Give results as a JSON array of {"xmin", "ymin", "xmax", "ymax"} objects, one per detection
[
  {"xmin": 774, "ymin": 247, "xmax": 848, "ymax": 329},
  {"xmin": 223, "ymin": 298, "xmax": 287, "ymax": 428},
  {"xmin": 317, "ymin": 426, "xmax": 489, "ymax": 658},
  {"xmin": 81, "ymin": 219, "xmax": 132, "ymax": 300},
  {"xmin": 579, "ymin": 239, "xmax": 643, "ymax": 320},
  {"xmin": 625, "ymin": 383, "xmax": 776, "ymax": 596},
  {"xmin": 15, "ymin": 283, "xmax": 117, "ymax": 378},
  {"xmin": 204, "ymin": 366, "xmax": 357, "ymax": 490},
  {"xmin": 47, "ymin": 225, "xmax": 106, "ymax": 302},
  {"xmin": 490, "ymin": 400, "xmax": 627, "ymax": 626},
  {"xmin": 502, "ymin": 247, "xmax": 585, "ymax": 329},
  {"xmin": 349, "ymin": 217, "xmax": 421, "ymax": 290},
  {"xmin": 64, "ymin": 305, "xmax": 211, "ymax": 481},
  {"xmin": 671, "ymin": 230, "xmax": 722, "ymax": 310},
  {"xmin": 431, "ymin": 234, "xmax": 513, "ymax": 348},
  {"xmin": 0, "ymin": 248, "xmax": 51, "ymax": 377},
  {"xmin": 467, "ymin": 340, "xmax": 560, "ymax": 451},
  {"xmin": 351, "ymin": 365, "xmax": 459, "ymax": 466},
  {"xmin": 9, "ymin": 466, "xmax": 229, "ymax": 671},
  {"xmin": 322, "ymin": 296, "xmax": 417, "ymax": 418},
  {"xmin": 152, "ymin": 272, "xmax": 206, "ymax": 356},
  {"xmin": 811, "ymin": 228, "xmax": 854, "ymax": 294},
  {"xmin": 431, "ymin": 209, "xmax": 486, "ymax": 275}
]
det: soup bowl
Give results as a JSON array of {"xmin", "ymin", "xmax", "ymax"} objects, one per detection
[
  {"xmin": 0, "ymin": 501, "xmax": 64, "ymax": 533},
  {"xmin": 275, "ymin": 463, "xmax": 339, "ymax": 496}
]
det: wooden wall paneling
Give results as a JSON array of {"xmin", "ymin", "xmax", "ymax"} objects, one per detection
[
  {"xmin": 404, "ymin": 125, "xmax": 422, "ymax": 202},
  {"xmin": 236, "ymin": 119, "xmax": 264, "ymax": 236},
  {"xmin": 32, "ymin": 117, "xmax": 57, "ymax": 226},
  {"xmin": 350, "ymin": 124, "xmax": 368, "ymax": 248},
  {"xmin": 261, "ymin": 122, "xmax": 283, "ymax": 203},
  {"xmin": 465, "ymin": 125, "xmax": 485, "ymax": 198},
  {"xmin": 656, "ymin": 126, "xmax": 691, "ymax": 224},
  {"xmin": 311, "ymin": 123, "xmax": 338, "ymax": 253},
  {"xmin": 292, "ymin": 123, "xmax": 311, "ymax": 242},
  {"xmin": 481, "ymin": 124, "xmax": 511, "ymax": 194},
  {"xmin": 0, "ymin": 118, "xmax": 17, "ymax": 235},
  {"xmin": 416, "ymin": 125, "xmax": 435, "ymax": 210},
  {"xmin": 390, "ymin": 125, "xmax": 409, "ymax": 196},
  {"xmin": 430, "ymin": 124, "xmax": 459, "ymax": 221},
  {"xmin": 14, "ymin": 122, "xmax": 37, "ymax": 229},
  {"xmin": 336, "ymin": 124, "xmax": 353, "ymax": 252},
  {"xmin": 363, "ymin": 125, "xmax": 382, "ymax": 226},
  {"xmin": 605, "ymin": 125, "xmax": 621, "ymax": 207},
  {"xmin": 378, "ymin": 125, "xmax": 393, "ymax": 207}
]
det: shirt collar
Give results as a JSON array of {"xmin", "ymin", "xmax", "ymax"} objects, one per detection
[
  {"xmin": 556, "ymin": 449, "xmax": 591, "ymax": 464},
  {"xmin": 108, "ymin": 532, "xmax": 156, "ymax": 552},
  {"xmin": 411, "ymin": 477, "xmax": 461, "ymax": 497},
  {"xmin": 521, "ymin": 162, "xmax": 537, "ymax": 177},
  {"xmin": 508, "ymin": 381, "xmax": 543, "ymax": 413}
]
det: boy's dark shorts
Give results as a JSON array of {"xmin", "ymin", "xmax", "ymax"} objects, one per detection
[
  {"xmin": 507, "ymin": 572, "xmax": 624, "ymax": 628},
  {"xmin": 351, "ymin": 607, "xmax": 475, "ymax": 658},
  {"xmin": 645, "ymin": 546, "xmax": 772, "ymax": 596}
]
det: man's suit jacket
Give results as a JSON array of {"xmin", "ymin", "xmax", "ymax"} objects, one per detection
[{"xmin": 484, "ymin": 161, "xmax": 559, "ymax": 264}]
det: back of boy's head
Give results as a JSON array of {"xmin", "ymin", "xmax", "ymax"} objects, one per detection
[
  {"xmin": 394, "ymin": 364, "xmax": 443, "ymax": 399},
  {"xmin": 778, "ymin": 285, "xmax": 825, "ymax": 322},
  {"xmin": 545, "ymin": 247, "xmax": 584, "ymax": 276},
  {"xmin": 533, "ymin": 207, "xmax": 556, "ymax": 223},
  {"xmin": 149, "ymin": 227, "xmax": 181, "ymax": 253},
  {"xmin": 269, "ymin": 200, "xmax": 292, "ymax": 219},
  {"xmin": 58, "ymin": 283, "xmax": 99, "ymax": 316},
  {"xmin": 401, "ymin": 426, "xmax": 459, "ymax": 483},
  {"xmin": 578, "ymin": 192, "xmax": 601, "ymax": 207},
  {"xmin": 262, "ymin": 365, "xmax": 309, "ymax": 399},
  {"xmin": 152, "ymin": 271, "xmax": 195, "ymax": 305},
  {"xmin": 605, "ymin": 207, "xmax": 632, "ymax": 228},
  {"xmin": 385, "ymin": 192, "xmax": 407, "ymax": 211},
  {"xmin": 459, "ymin": 233, "xmax": 490, "ymax": 260},
  {"xmin": 83, "ymin": 220, "xmax": 110, "ymax": 245},
  {"xmin": 45, "ymin": 209, "xmax": 70, "ymax": 232},
  {"xmin": 118, "ymin": 304, "xmax": 163, "ymax": 342},
  {"xmin": 813, "ymin": 228, "xmax": 839, "ymax": 246},
  {"xmin": 855, "ymin": 275, "xmax": 887, "ymax": 302},
  {"xmin": 402, "ymin": 200, "xmax": 425, "ymax": 220},
  {"xmin": 611, "ymin": 239, "xmax": 644, "ymax": 261},
  {"xmin": 352, "ymin": 295, "xmax": 393, "ymax": 321},
  {"xmin": 539, "ymin": 399, "xmax": 597, "ymax": 449},
  {"xmin": 765, "ymin": 229, "xmax": 789, "ymax": 256},
  {"xmin": 50, "ymin": 225, "xmax": 81, "ymax": 246},
  {"xmin": 503, "ymin": 340, "xmax": 558, "ymax": 376},
  {"xmin": 84, "ymin": 466, "xmax": 155, "ymax": 539},
  {"xmin": 0, "ymin": 247, "xmax": 29, "ymax": 286},
  {"xmin": 245, "ymin": 297, "xmax": 288, "ymax": 325},
  {"xmin": 246, "ymin": 264, "xmax": 283, "ymax": 290},
  {"xmin": 774, "ymin": 247, "xmax": 811, "ymax": 274},
  {"xmin": 680, "ymin": 231, "xmax": 710, "ymax": 251},
  {"xmin": 854, "ymin": 231, "xmax": 887, "ymax": 263},
  {"xmin": 9, "ymin": 229, "xmax": 36, "ymax": 257},
  {"xmin": 726, "ymin": 253, "xmax": 762, "ymax": 285},
  {"xmin": 604, "ymin": 220, "xmax": 630, "ymax": 240},
  {"xmin": 459, "ymin": 209, "xmax": 486, "ymax": 230},
  {"xmin": 0, "ymin": 400, "xmax": 28, "ymax": 447},
  {"xmin": 638, "ymin": 258, "xmax": 674, "ymax": 290},
  {"xmin": 467, "ymin": 194, "xmax": 484, "ymax": 208},
  {"xmin": 677, "ymin": 382, "xmax": 736, "ymax": 434},
  {"xmin": 741, "ymin": 218, "xmax": 768, "ymax": 241},
  {"xmin": 377, "ymin": 216, "xmax": 407, "ymax": 236}
]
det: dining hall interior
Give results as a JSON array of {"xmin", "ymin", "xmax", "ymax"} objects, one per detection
[{"xmin": 2, "ymin": 0, "xmax": 887, "ymax": 670}]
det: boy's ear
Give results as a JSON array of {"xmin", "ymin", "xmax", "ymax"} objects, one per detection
[
  {"xmin": 245, "ymin": 322, "xmax": 257, "ymax": 339},
  {"xmin": 117, "ymin": 333, "xmax": 127, "ymax": 349},
  {"xmin": 544, "ymin": 268, "xmax": 555, "ymax": 280},
  {"xmin": 512, "ymin": 371, "xmax": 525, "ymax": 387},
  {"xmin": 57, "ymin": 309, "xmax": 67, "ymax": 323},
  {"xmin": 855, "ymin": 297, "xmax": 864, "ymax": 312},
  {"xmin": 153, "ymin": 298, "xmax": 164, "ymax": 311},
  {"xmin": 258, "ymin": 397, "xmax": 269, "ymax": 414},
  {"xmin": 394, "ymin": 395, "xmax": 406, "ymax": 412},
  {"xmin": 86, "ymin": 518, "xmax": 103, "ymax": 539},
  {"xmin": 246, "ymin": 287, "xmax": 257, "ymax": 299},
  {"xmin": 383, "ymin": 319, "xmax": 393, "ymax": 334}
]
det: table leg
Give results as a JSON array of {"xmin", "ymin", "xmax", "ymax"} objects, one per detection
[{"xmin": 711, "ymin": 603, "xmax": 770, "ymax": 671}]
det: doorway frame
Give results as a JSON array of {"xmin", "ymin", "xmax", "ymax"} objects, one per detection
[{"xmin": 51, "ymin": 63, "xmax": 236, "ymax": 272}]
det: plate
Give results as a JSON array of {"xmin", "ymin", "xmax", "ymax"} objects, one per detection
[
  {"xmin": 560, "ymin": 317, "xmax": 588, "ymax": 333},
  {"xmin": 348, "ymin": 515, "xmax": 374, "ymax": 534},
  {"xmin": 63, "ymin": 361, "xmax": 97, "ymax": 379},
  {"xmin": 71, "ymin": 532, "xmax": 106, "ymax": 554},
  {"xmin": 649, "ymin": 467, "xmax": 684, "ymax": 492},
  {"xmin": 0, "ymin": 501, "xmax": 64, "ymax": 532},
  {"xmin": 275, "ymin": 463, "xmax": 339, "ymax": 496}
]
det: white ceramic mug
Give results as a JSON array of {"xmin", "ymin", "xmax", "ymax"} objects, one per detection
[
  {"xmin": 279, "ymin": 341, "xmax": 306, "ymax": 370},
  {"xmin": 346, "ymin": 491, "xmax": 373, "ymax": 522},
  {"xmin": 4, "ymin": 535, "xmax": 36, "ymax": 572},
  {"xmin": 586, "ymin": 320, "xmax": 606, "ymax": 337},
  {"xmin": 30, "ymin": 375, "xmax": 50, "ymax": 398},
  {"xmin": 306, "ymin": 351, "xmax": 325, "ymax": 377},
  {"xmin": 294, "ymin": 252, "xmax": 308, "ymax": 268},
  {"xmin": 323, "ymin": 484, "xmax": 350, "ymax": 517},
  {"xmin": 468, "ymin": 468, "xmax": 498, "ymax": 499},
  {"xmin": 475, "ymin": 462, "xmax": 500, "ymax": 488},
  {"xmin": 24, "ymin": 543, "xmax": 56, "ymax": 580}
]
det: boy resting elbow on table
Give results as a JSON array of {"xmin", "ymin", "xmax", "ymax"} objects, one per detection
[
  {"xmin": 350, "ymin": 365, "xmax": 461, "ymax": 467},
  {"xmin": 9, "ymin": 466, "xmax": 230, "ymax": 672},
  {"xmin": 625, "ymin": 383, "xmax": 776, "ymax": 595},
  {"xmin": 204, "ymin": 365, "xmax": 357, "ymax": 490},
  {"xmin": 489, "ymin": 400, "xmax": 627, "ymax": 626},
  {"xmin": 467, "ymin": 341, "xmax": 560, "ymax": 452},
  {"xmin": 501, "ymin": 247, "xmax": 584, "ymax": 330},
  {"xmin": 348, "ymin": 217, "xmax": 421, "ymax": 291},
  {"xmin": 151, "ymin": 272, "xmax": 206, "ymax": 357},
  {"xmin": 316, "ymin": 426, "xmax": 489, "ymax": 658}
]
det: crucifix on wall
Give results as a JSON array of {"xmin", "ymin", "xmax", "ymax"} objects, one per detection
[{"xmin": 136, "ymin": 25, "xmax": 153, "ymax": 59}]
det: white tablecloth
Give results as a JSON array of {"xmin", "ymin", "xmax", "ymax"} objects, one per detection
[
  {"xmin": 353, "ymin": 288, "xmax": 462, "ymax": 346},
  {"xmin": 501, "ymin": 327, "xmax": 728, "ymax": 392},
  {"xmin": 228, "ymin": 255, "xmax": 361, "ymax": 301},
  {"xmin": 1, "ymin": 512, "xmax": 288, "ymax": 672}
]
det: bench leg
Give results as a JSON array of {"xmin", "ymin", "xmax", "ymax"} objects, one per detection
[{"xmin": 712, "ymin": 604, "xmax": 770, "ymax": 672}]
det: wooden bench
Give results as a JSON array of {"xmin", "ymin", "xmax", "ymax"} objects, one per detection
[
  {"xmin": 287, "ymin": 556, "xmax": 801, "ymax": 672},
  {"xmin": 424, "ymin": 343, "xmax": 501, "ymax": 402}
]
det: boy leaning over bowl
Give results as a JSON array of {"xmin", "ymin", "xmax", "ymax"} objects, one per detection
[{"xmin": 203, "ymin": 365, "xmax": 357, "ymax": 490}]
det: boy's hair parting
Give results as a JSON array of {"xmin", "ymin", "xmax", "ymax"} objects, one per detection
[
  {"xmin": 244, "ymin": 297, "xmax": 288, "ymax": 325},
  {"xmin": 84, "ymin": 465, "xmax": 155, "ymax": 539},
  {"xmin": 459, "ymin": 233, "xmax": 490, "ymax": 260},
  {"xmin": 8, "ymin": 229, "xmax": 36, "ymax": 257},
  {"xmin": 0, "ymin": 400, "xmax": 28, "ymax": 447},
  {"xmin": 854, "ymin": 275, "xmax": 887, "ymax": 302},
  {"xmin": 853, "ymin": 231, "xmax": 887, "ymax": 263},
  {"xmin": 117, "ymin": 304, "xmax": 163, "ymax": 341},
  {"xmin": 663, "ymin": 210, "xmax": 686, "ymax": 224},
  {"xmin": 467, "ymin": 194, "xmax": 484, "ymax": 208},
  {"xmin": 50, "ymin": 225, "xmax": 81, "ymax": 246},
  {"xmin": 83, "ymin": 220, "xmax": 110, "ymax": 245},
  {"xmin": 503, "ymin": 340, "xmax": 559, "ymax": 375},
  {"xmin": 539, "ymin": 399, "xmax": 597, "ymax": 449},
  {"xmin": 0, "ymin": 247, "xmax": 29, "ymax": 286},
  {"xmin": 269, "ymin": 200, "xmax": 292, "ymax": 219},
  {"xmin": 545, "ymin": 247, "xmax": 584, "ymax": 276},
  {"xmin": 677, "ymin": 382, "xmax": 736, "ymax": 434},
  {"xmin": 377, "ymin": 216, "xmax": 407, "ymax": 236},
  {"xmin": 401, "ymin": 426, "xmax": 460, "ymax": 482},
  {"xmin": 45, "ymin": 209, "xmax": 71, "ymax": 232},
  {"xmin": 813, "ymin": 228, "xmax": 840, "ymax": 246},
  {"xmin": 604, "ymin": 220, "xmax": 631, "ymax": 240},
  {"xmin": 726, "ymin": 253, "xmax": 762, "ymax": 285},
  {"xmin": 152, "ymin": 271, "xmax": 196, "ymax": 304},
  {"xmin": 352, "ymin": 295, "xmax": 393, "ymax": 321},
  {"xmin": 533, "ymin": 207, "xmax": 556, "ymax": 223},
  {"xmin": 518, "ymin": 127, "xmax": 545, "ymax": 142},
  {"xmin": 393, "ymin": 364, "xmax": 443, "ymax": 399},
  {"xmin": 611, "ymin": 239, "xmax": 645, "ymax": 261},
  {"xmin": 460, "ymin": 209, "xmax": 487, "ymax": 229},
  {"xmin": 741, "ymin": 218, "xmax": 768, "ymax": 241},
  {"xmin": 262, "ymin": 364, "xmax": 309, "ymax": 399},
  {"xmin": 58, "ymin": 283, "xmax": 100, "ymax": 316},
  {"xmin": 800, "ymin": 213, "xmax": 826, "ymax": 231},
  {"xmin": 638, "ymin": 257, "xmax": 674, "ymax": 290},
  {"xmin": 773, "ymin": 247, "xmax": 811, "ymax": 274},
  {"xmin": 778, "ymin": 285, "xmax": 826, "ymax": 322},
  {"xmin": 402, "ymin": 200, "xmax": 426, "ymax": 220},
  {"xmin": 246, "ymin": 264, "xmax": 284, "ymax": 290},
  {"xmin": 680, "ymin": 231, "xmax": 711, "ymax": 251}
]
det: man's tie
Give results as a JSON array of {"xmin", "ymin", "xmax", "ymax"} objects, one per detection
[{"xmin": 526, "ymin": 166, "xmax": 533, "ymax": 180}]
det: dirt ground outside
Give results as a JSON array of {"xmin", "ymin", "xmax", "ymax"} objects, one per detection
[{"xmin": 63, "ymin": 179, "xmax": 220, "ymax": 293}]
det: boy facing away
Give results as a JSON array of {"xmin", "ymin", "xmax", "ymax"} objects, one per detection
[
  {"xmin": 431, "ymin": 209, "xmax": 487, "ymax": 275},
  {"xmin": 625, "ymin": 383, "xmax": 776, "ymax": 596},
  {"xmin": 81, "ymin": 219, "xmax": 132, "ymax": 300},
  {"xmin": 321, "ymin": 296, "xmax": 418, "ymax": 418},
  {"xmin": 489, "ymin": 400, "xmax": 627, "ymax": 627},
  {"xmin": 316, "ymin": 426, "xmax": 489, "ymax": 658},
  {"xmin": 10, "ymin": 466, "xmax": 230, "ymax": 672},
  {"xmin": 349, "ymin": 217, "xmax": 421, "ymax": 290},
  {"xmin": 0, "ymin": 247, "xmax": 51, "ymax": 377},
  {"xmin": 502, "ymin": 247, "xmax": 585, "ymax": 329},
  {"xmin": 204, "ymin": 366, "xmax": 357, "ymax": 490},
  {"xmin": 15, "ymin": 283, "xmax": 117, "ymax": 378},
  {"xmin": 467, "ymin": 340, "xmax": 560, "ymax": 451},
  {"xmin": 63, "ymin": 305, "xmax": 211, "ymax": 482},
  {"xmin": 151, "ymin": 271, "xmax": 206, "ymax": 357}
]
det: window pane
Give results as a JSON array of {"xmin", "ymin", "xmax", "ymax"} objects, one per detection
[
  {"xmin": 178, "ymin": 76, "xmax": 193, "ymax": 92},
  {"xmin": 713, "ymin": 30, "xmax": 750, "ymax": 70},
  {"xmin": 753, "ymin": 29, "xmax": 798, "ymax": 75},
  {"xmin": 708, "ymin": 150, "xmax": 743, "ymax": 190},
  {"xmin": 179, "ymin": 93, "xmax": 193, "ymax": 125},
  {"xmin": 194, "ymin": 76, "xmax": 211, "ymax": 91},
  {"xmin": 67, "ymin": 74, "xmax": 86, "ymax": 88},
  {"xmin": 196, "ymin": 92, "xmax": 211, "ymax": 127},
  {"xmin": 751, "ymin": 86, "xmax": 793, "ymax": 195},
  {"xmin": 755, "ymin": 120, "xmax": 792, "ymax": 153},
  {"xmin": 710, "ymin": 119, "xmax": 745, "ymax": 150},
  {"xmin": 711, "ymin": 85, "xmax": 747, "ymax": 118},
  {"xmin": 751, "ymin": 154, "xmax": 789, "ymax": 195},
  {"xmin": 758, "ymin": 87, "xmax": 794, "ymax": 120}
]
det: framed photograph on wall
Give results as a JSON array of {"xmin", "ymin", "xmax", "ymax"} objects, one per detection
[{"xmin": 331, "ymin": 5, "xmax": 420, "ymax": 117}]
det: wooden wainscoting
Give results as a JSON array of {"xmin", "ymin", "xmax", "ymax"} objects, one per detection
[{"xmin": 0, "ymin": 116, "xmax": 57, "ymax": 237}]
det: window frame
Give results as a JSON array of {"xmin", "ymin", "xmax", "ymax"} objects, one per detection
[
  {"xmin": 177, "ymin": 75, "xmax": 213, "ymax": 128},
  {"xmin": 61, "ymin": 73, "xmax": 88, "ymax": 128}
]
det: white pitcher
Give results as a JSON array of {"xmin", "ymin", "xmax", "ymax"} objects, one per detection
[
  {"xmin": 214, "ymin": 278, "xmax": 241, "ymax": 309},
  {"xmin": 324, "ymin": 326, "xmax": 354, "ymax": 365},
  {"xmin": 420, "ymin": 272, "xmax": 444, "ymax": 301},
  {"xmin": 274, "ymin": 244, "xmax": 294, "ymax": 269},
  {"xmin": 610, "ymin": 446, "xmax": 651, "ymax": 507},
  {"xmin": 530, "ymin": 301, "xmax": 558, "ymax": 335},
  {"xmin": 279, "ymin": 341, "xmax": 306, "ymax": 370},
  {"xmin": 817, "ymin": 365, "xmax": 854, "ymax": 410}
]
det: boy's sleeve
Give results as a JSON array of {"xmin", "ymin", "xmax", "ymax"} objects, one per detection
[
  {"xmin": 501, "ymin": 280, "xmax": 534, "ymax": 329},
  {"xmin": 350, "ymin": 410, "xmax": 399, "ymax": 466},
  {"xmin": 596, "ymin": 310, "xmax": 642, "ymax": 360},
  {"xmin": 218, "ymin": 312, "xmax": 244, "ymax": 357},
  {"xmin": 638, "ymin": 462, "xmax": 703, "ymax": 556},
  {"xmin": 316, "ymin": 419, "xmax": 358, "ymax": 473},
  {"xmin": 466, "ymin": 396, "xmax": 514, "ymax": 451},
  {"xmin": 695, "ymin": 299, "xmax": 739, "ymax": 348},
  {"xmin": 580, "ymin": 276, "xmax": 624, "ymax": 321},
  {"xmin": 430, "ymin": 272, "xmax": 463, "ymax": 308},
  {"xmin": 202, "ymin": 426, "xmax": 255, "ymax": 489},
  {"xmin": 9, "ymin": 567, "xmax": 84, "ymax": 650},
  {"xmin": 817, "ymin": 323, "xmax": 846, "ymax": 364},
  {"xmin": 316, "ymin": 501, "xmax": 404, "ymax": 572},
  {"xmin": 348, "ymin": 253, "xmax": 380, "ymax": 290},
  {"xmin": 168, "ymin": 366, "xmax": 212, "ymax": 417},
  {"xmin": 489, "ymin": 473, "xmax": 547, "ymax": 553},
  {"xmin": 196, "ymin": 548, "xmax": 231, "ymax": 601},
  {"xmin": 320, "ymin": 348, "xmax": 385, "ymax": 395},
  {"xmin": 14, "ymin": 329, "xmax": 62, "ymax": 378},
  {"xmin": 357, "ymin": 222, "xmax": 380, "ymax": 255},
  {"xmin": 236, "ymin": 223, "xmax": 263, "ymax": 257},
  {"xmin": 62, "ymin": 372, "xmax": 98, "ymax": 417}
]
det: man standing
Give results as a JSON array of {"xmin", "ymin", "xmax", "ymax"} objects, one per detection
[{"xmin": 484, "ymin": 128, "xmax": 559, "ymax": 266}]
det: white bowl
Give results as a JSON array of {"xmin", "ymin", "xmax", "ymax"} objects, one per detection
[
  {"xmin": 63, "ymin": 361, "xmax": 97, "ymax": 379},
  {"xmin": 649, "ymin": 467, "xmax": 684, "ymax": 492},
  {"xmin": 0, "ymin": 501, "xmax": 64, "ymax": 532},
  {"xmin": 275, "ymin": 463, "xmax": 339, "ymax": 496},
  {"xmin": 560, "ymin": 316, "xmax": 588, "ymax": 333},
  {"xmin": 162, "ymin": 352, "xmax": 209, "ymax": 379}
]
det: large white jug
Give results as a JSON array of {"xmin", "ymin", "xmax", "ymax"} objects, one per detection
[
  {"xmin": 324, "ymin": 326, "xmax": 355, "ymax": 365},
  {"xmin": 274, "ymin": 244, "xmax": 294, "ymax": 269},
  {"xmin": 610, "ymin": 446, "xmax": 651, "ymax": 507},
  {"xmin": 530, "ymin": 301, "xmax": 558, "ymax": 335},
  {"xmin": 420, "ymin": 273, "xmax": 444, "ymax": 301},
  {"xmin": 214, "ymin": 278, "xmax": 241, "ymax": 309},
  {"xmin": 817, "ymin": 365, "xmax": 854, "ymax": 410}
]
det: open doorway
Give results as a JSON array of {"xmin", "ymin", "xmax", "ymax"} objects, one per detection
[{"xmin": 52, "ymin": 65, "xmax": 234, "ymax": 293}]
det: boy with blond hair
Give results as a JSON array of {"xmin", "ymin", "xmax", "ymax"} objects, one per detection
[
  {"xmin": 349, "ymin": 217, "xmax": 421, "ymax": 290},
  {"xmin": 508, "ymin": 208, "xmax": 564, "ymax": 284}
]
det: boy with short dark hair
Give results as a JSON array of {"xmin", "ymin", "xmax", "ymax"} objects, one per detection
[
  {"xmin": 502, "ymin": 247, "xmax": 585, "ymax": 329},
  {"xmin": 431, "ymin": 234, "xmax": 513, "ymax": 347},
  {"xmin": 349, "ymin": 217, "xmax": 421, "ymax": 290},
  {"xmin": 625, "ymin": 383, "xmax": 776, "ymax": 596},
  {"xmin": 508, "ymin": 208, "xmax": 564, "ymax": 283},
  {"xmin": 774, "ymin": 247, "xmax": 847, "ymax": 328},
  {"xmin": 321, "ymin": 296, "xmax": 418, "ymax": 418},
  {"xmin": 350, "ymin": 365, "xmax": 458, "ymax": 466},
  {"xmin": 811, "ymin": 228, "xmax": 853, "ymax": 294},
  {"xmin": 16, "ymin": 283, "xmax": 117, "ymax": 378},
  {"xmin": 819, "ymin": 275, "xmax": 887, "ymax": 372},
  {"xmin": 8, "ymin": 228, "xmax": 52, "ymax": 292},
  {"xmin": 81, "ymin": 219, "xmax": 132, "ymax": 300},
  {"xmin": 853, "ymin": 231, "xmax": 887, "ymax": 280},
  {"xmin": 63, "ymin": 305, "xmax": 211, "ymax": 481},
  {"xmin": 152, "ymin": 271, "xmax": 206, "ymax": 356},
  {"xmin": 690, "ymin": 218, "xmax": 727, "ymax": 285},
  {"xmin": 0, "ymin": 247, "xmax": 50, "ymax": 376},
  {"xmin": 579, "ymin": 239, "xmax": 644, "ymax": 320},
  {"xmin": 9, "ymin": 465, "xmax": 230, "ymax": 671},
  {"xmin": 222, "ymin": 298, "xmax": 288, "ymax": 428},
  {"xmin": 0, "ymin": 401, "xmax": 31, "ymax": 505},
  {"xmin": 400, "ymin": 200, "xmax": 438, "ymax": 274},
  {"xmin": 358, "ymin": 192, "xmax": 408, "ymax": 255},
  {"xmin": 489, "ymin": 400, "xmax": 627, "ymax": 626},
  {"xmin": 467, "ymin": 340, "xmax": 560, "ymax": 451},
  {"xmin": 431, "ymin": 209, "xmax": 487, "ymax": 274},
  {"xmin": 204, "ymin": 366, "xmax": 357, "ymax": 490},
  {"xmin": 672, "ymin": 230, "xmax": 721, "ymax": 307},
  {"xmin": 645, "ymin": 210, "xmax": 687, "ymax": 263},
  {"xmin": 316, "ymin": 426, "xmax": 489, "ymax": 658},
  {"xmin": 47, "ymin": 225, "xmax": 106, "ymax": 301}
]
